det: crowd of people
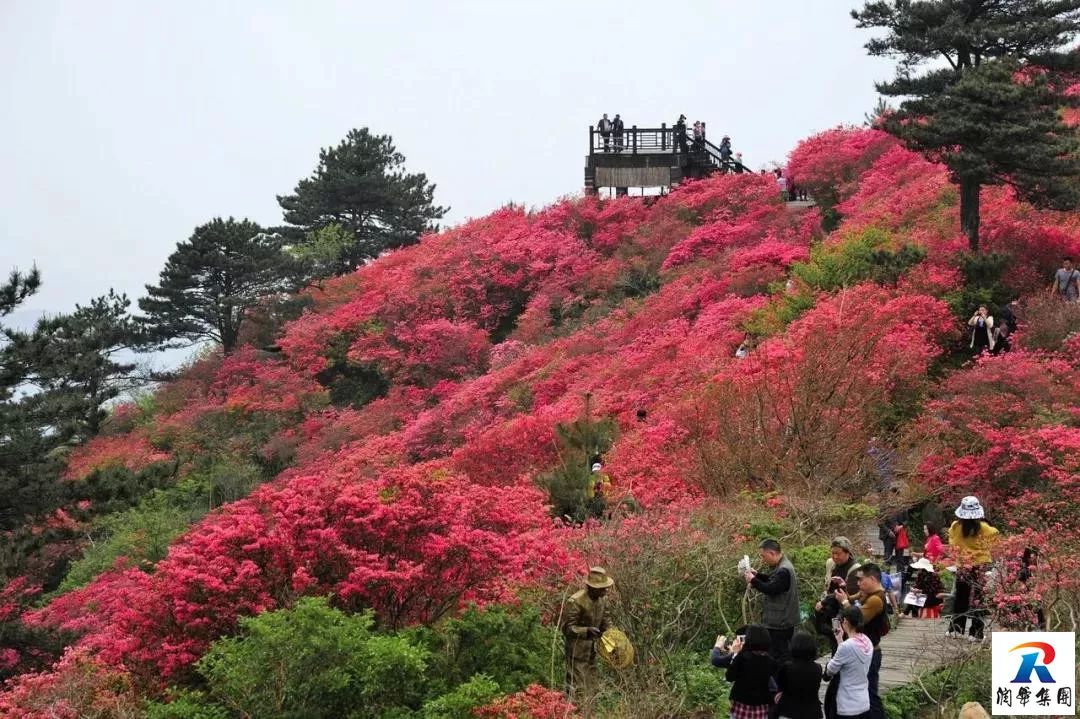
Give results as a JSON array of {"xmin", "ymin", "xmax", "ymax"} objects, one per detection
[{"xmin": 560, "ymin": 491, "xmax": 1017, "ymax": 718}]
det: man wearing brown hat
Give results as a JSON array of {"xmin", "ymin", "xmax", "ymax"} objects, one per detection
[{"xmin": 562, "ymin": 567, "xmax": 613, "ymax": 699}]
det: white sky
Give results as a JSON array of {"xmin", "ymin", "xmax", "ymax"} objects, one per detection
[{"xmin": 1, "ymin": 0, "xmax": 893, "ymax": 339}]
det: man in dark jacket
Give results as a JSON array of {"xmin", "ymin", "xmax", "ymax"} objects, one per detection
[
  {"xmin": 674, "ymin": 114, "xmax": 688, "ymax": 155},
  {"xmin": 612, "ymin": 114, "xmax": 625, "ymax": 152},
  {"xmin": 744, "ymin": 538, "xmax": 800, "ymax": 663}
]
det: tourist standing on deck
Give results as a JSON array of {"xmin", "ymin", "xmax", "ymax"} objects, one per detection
[{"xmin": 597, "ymin": 114, "xmax": 612, "ymax": 152}]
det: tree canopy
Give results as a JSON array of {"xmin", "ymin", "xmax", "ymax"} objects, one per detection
[
  {"xmin": 139, "ymin": 217, "xmax": 297, "ymax": 354},
  {"xmin": 853, "ymin": 0, "xmax": 1080, "ymax": 250},
  {"xmin": 0, "ymin": 275, "xmax": 142, "ymax": 543},
  {"xmin": 277, "ymin": 128, "xmax": 447, "ymax": 275}
]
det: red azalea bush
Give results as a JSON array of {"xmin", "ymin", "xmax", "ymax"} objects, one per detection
[
  {"xmin": 30, "ymin": 464, "xmax": 573, "ymax": 681},
  {"xmin": 785, "ymin": 126, "xmax": 897, "ymax": 208},
  {"xmin": 473, "ymin": 684, "xmax": 579, "ymax": 719},
  {"xmin": 62, "ymin": 433, "xmax": 170, "ymax": 481},
  {"xmin": 0, "ymin": 647, "xmax": 142, "ymax": 719}
]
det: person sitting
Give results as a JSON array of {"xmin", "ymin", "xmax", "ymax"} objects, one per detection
[
  {"xmin": 775, "ymin": 630, "xmax": 823, "ymax": 719},
  {"xmin": 725, "ymin": 624, "xmax": 778, "ymax": 719}
]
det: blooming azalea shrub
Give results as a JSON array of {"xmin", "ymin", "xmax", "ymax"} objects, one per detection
[
  {"xmin": 0, "ymin": 647, "xmax": 143, "ymax": 719},
  {"xmin": 63, "ymin": 433, "xmax": 170, "ymax": 481},
  {"xmin": 786, "ymin": 126, "xmax": 897, "ymax": 223},
  {"xmin": 30, "ymin": 463, "xmax": 573, "ymax": 682},
  {"xmin": 472, "ymin": 685, "xmax": 579, "ymax": 719},
  {"xmin": 1014, "ymin": 294, "xmax": 1080, "ymax": 351},
  {"xmin": 688, "ymin": 285, "xmax": 954, "ymax": 497}
]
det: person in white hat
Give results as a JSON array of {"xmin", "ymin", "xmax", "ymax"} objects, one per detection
[
  {"xmin": 906, "ymin": 557, "xmax": 946, "ymax": 619},
  {"xmin": 584, "ymin": 462, "xmax": 611, "ymax": 519},
  {"xmin": 947, "ymin": 496, "xmax": 1000, "ymax": 640},
  {"xmin": 562, "ymin": 567, "xmax": 614, "ymax": 701}
]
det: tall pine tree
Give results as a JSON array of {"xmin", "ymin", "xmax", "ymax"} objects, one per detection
[
  {"xmin": 853, "ymin": 0, "xmax": 1080, "ymax": 251},
  {"xmin": 139, "ymin": 218, "xmax": 297, "ymax": 353},
  {"xmin": 277, "ymin": 128, "xmax": 447, "ymax": 275}
]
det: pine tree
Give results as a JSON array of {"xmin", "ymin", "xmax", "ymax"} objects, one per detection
[
  {"xmin": 0, "ymin": 277, "xmax": 141, "ymax": 536},
  {"xmin": 852, "ymin": 0, "xmax": 1080, "ymax": 251},
  {"xmin": 0, "ymin": 267, "xmax": 40, "ymax": 318},
  {"xmin": 139, "ymin": 218, "xmax": 297, "ymax": 353},
  {"xmin": 7, "ymin": 290, "xmax": 140, "ymax": 442},
  {"xmin": 277, "ymin": 128, "xmax": 448, "ymax": 275}
]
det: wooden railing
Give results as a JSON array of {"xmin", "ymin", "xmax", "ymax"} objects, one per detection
[
  {"xmin": 589, "ymin": 124, "xmax": 682, "ymax": 155},
  {"xmin": 588, "ymin": 123, "xmax": 749, "ymax": 173}
]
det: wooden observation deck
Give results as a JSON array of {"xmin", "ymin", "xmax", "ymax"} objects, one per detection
[{"xmin": 584, "ymin": 123, "xmax": 749, "ymax": 195}]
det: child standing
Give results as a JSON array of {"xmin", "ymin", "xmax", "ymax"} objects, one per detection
[
  {"xmin": 775, "ymin": 630, "xmax": 823, "ymax": 719},
  {"xmin": 725, "ymin": 624, "xmax": 778, "ymax": 719}
]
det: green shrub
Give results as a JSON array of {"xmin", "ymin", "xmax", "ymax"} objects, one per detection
[
  {"xmin": 144, "ymin": 691, "xmax": 230, "ymax": 719},
  {"xmin": 420, "ymin": 674, "xmax": 501, "ymax": 719},
  {"xmin": 792, "ymin": 228, "xmax": 926, "ymax": 292},
  {"xmin": 196, "ymin": 597, "xmax": 429, "ymax": 719},
  {"xmin": 664, "ymin": 649, "xmax": 731, "ymax": 718},
  {"xmin": 743, "ymin": 292, "xmax": 816, "ymax": 337},
  {"xmin": 883, "ymin": 651, "xmax": 992, "ymax": 718},
  {"xmin": 422, "ymin": 605, "xmax": 552, "ymax": 694},
  {"xmin": 53, "ymin": 481, "xmax": 207, "ymax": 596},
  {"xmin": 943, "ymin": 251, "xmax": 1012, "ymax": 320}
]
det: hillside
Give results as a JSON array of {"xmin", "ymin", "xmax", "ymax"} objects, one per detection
[{"xmin": 3, "ymin": 127, "xmax": 1080, "ymax": 718}]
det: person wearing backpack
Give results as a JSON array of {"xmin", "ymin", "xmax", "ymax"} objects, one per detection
[{"xmin": 834, "ymin": 564, "xmax": 888, "ymax": 719}]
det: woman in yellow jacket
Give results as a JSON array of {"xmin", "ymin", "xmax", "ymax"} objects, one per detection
[{"xmin": 948, "ymin": 496, "xmax": 1000, "ymax": 641}]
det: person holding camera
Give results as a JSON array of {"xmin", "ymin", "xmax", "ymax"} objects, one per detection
[
  {"xmin": 744, "ymin": 538, "xmax": 801, "ymax": 663},
  {"xmin": 725, "ymin": 624, "xmax": 778, "ymax": 719},
  {"xmin": 813, "ymin": 537, "xmax": 861, "ymax": 655},
  {"xmin": 824, "ymin": 606, "xmax": 873, "ymax": 719}
]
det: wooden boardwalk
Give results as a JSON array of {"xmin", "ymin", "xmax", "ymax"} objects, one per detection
[{"xmin": 815, "ymin": 521, "xmax": 965, "ymax": 698}]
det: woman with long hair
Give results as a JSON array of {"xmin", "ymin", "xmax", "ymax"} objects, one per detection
[{"xmin": 947, "ymin": 496, "xmax": 1000, "ymax": 640}]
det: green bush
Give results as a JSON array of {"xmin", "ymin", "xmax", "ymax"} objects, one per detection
[
  {"xmin": 421, "ymin": 605, "xmax": 552, "ymax": 694},
  {"xmin": 196, "ymin": 597, "xmax": 429, "ymax": 719},
  {"xmin": 665, "ymin": 649, "xmax": 731, "ymax": 718},
  {"xmin": 420, "ymin": 674, "xmax": 501, "ymax": 719},
  {"xmin": 883, "ymin": 651, "xmax": 992, "ymax": 718},
  {"xmin": 53, "ymin": 481, "xmax": 207, "ymax": 596},
  {"xmin": 743, "ymin": 292, "xmax": 817, "ymax": 337},
  {"xmin": 792, "ymin": 228, "xmax": 926, "ymax": 292},
  {"xmin": 943, "ymin": 251, "xmax": 1012, "ymax": 320},
  {"xmin": 144, "ymin": 691, "xmax": 230, "ymax": 719}
]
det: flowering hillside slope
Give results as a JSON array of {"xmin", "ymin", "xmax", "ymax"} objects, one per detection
[{"xmin": 4, "ymin": 129, "xmax": 1080, "ymax": 717}]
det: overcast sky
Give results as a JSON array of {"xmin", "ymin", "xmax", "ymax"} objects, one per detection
[{"xmin": 1, "ymin": 0, "xmax": 893, "ymax": 346}]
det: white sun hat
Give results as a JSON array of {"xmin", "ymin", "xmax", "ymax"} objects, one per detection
[{"xmin": 955, "ymin": 496, "xmax": 985, "ymax": 520}]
